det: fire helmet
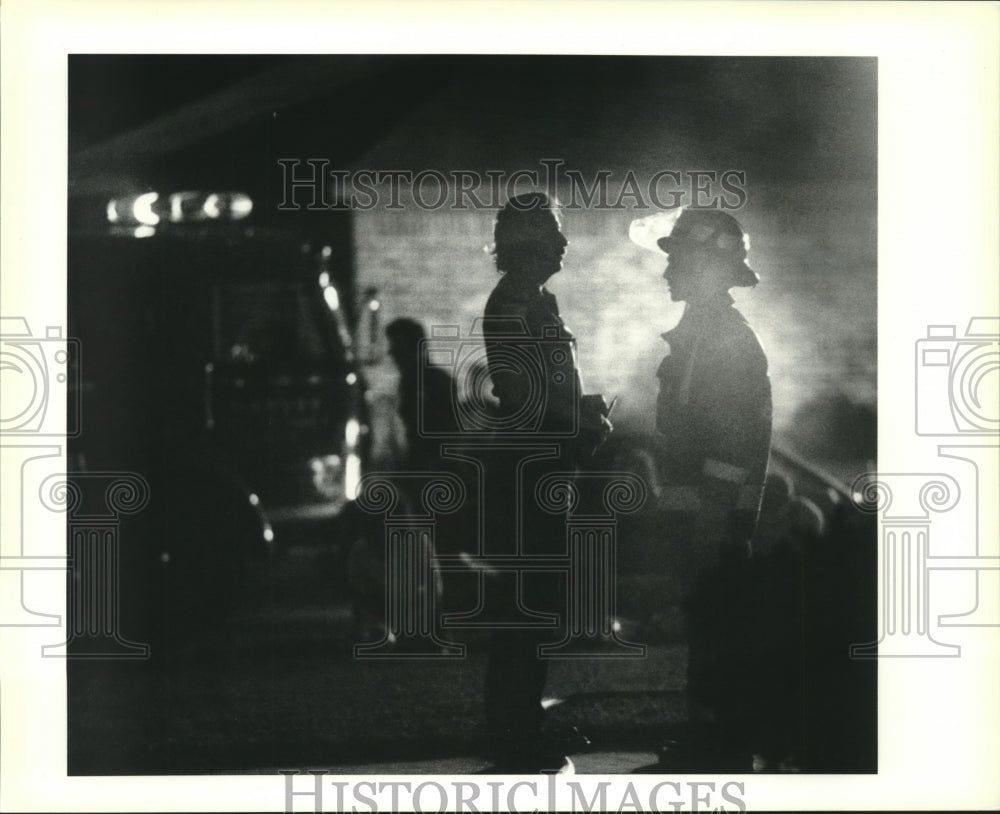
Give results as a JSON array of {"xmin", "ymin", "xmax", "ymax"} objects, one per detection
[{"xmin": 630, "ymin": 207, "xmax": 759, "ymax": 287}]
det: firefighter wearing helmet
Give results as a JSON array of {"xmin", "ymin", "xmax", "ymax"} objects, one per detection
[{"xmin": 631, "ymin": 207, "xmax": 773, "ymax": 770}]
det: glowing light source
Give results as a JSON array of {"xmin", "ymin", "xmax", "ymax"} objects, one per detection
[
  {"xmin": 133, "ymin": 226, "xmax": 156, "ymax": 239},
  {"xmin": 133, "ymin": 192, "xmax": 160, "ymax": 226},
  {"xmin": 169, "ymin": 191, "xmax": 198, "ymax": 222},
  {"xmin": 263, "ymin": 524, "xmax": 275, "ymax": 543},
  {"xmin": 345, "ymin": 453, "xmax": 361, "ymax": 500},
  {"xmin": 203, "ymin": 194, "xmax": 221, "ymax": 219},
  {"xmin": 248, "ymin": 493, "xmax": 260, "ymax": 506},
  {"xmin": 309, "ymin": 454, "xmax": 347, "ymax": 500},
  {"xmin": 229, "ymin": 194, "xmax": 253, "ymax": 218},
  {"xmin": 323, "ymin": 286, "xmax": 340, "ymax": 311},
  {"xmin": 345, "ymin": 418, "xmax": 360, "ymax": 447},
  {"xmin": 318, "ymin": 271, "xmax": 331, "ymax": 288},
  {"xmin": 368, "ymin": 300, "xmax": 381, "ymax": 312},
  {"xmin": 107, "ymin": 190, "xmax": 254, "ymax": 226},
  {"xmin": 346, "ymin": 372, "xmax": 357, "ymax": 385}
]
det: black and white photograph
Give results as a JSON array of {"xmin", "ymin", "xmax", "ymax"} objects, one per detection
[
  {"xmin": 1, "ymin": 2, "xmax": 997, "ymax": 812},
  {"xmin": 62, "ymin": 52, "xmax": 879, "ymax": 780}
]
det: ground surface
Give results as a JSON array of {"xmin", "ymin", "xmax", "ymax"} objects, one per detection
[{"xmin": 68, "ymin": 548, "xmax": 689, "ymax": 776}]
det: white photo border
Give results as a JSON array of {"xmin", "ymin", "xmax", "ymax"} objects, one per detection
[{"xmin": 1, "ymin": 0, "xmax": 998, "ymax": 811}]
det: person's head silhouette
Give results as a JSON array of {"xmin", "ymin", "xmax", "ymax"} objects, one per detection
[
  {"xmin": 385, "ymin": 317, "xmax": 426, "ymax": 379},
  {"xmin": 491, "ymin": 192, "xmax": 568, "ymax": 286}
]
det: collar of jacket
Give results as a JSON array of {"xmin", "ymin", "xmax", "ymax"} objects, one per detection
[
  {"xmin": 496, "ymin": 272, "xmax": 558, "ymax": 310},
  {"xmin": 660, "ymin": 292, "xmax": 736, "ymax": 343}
]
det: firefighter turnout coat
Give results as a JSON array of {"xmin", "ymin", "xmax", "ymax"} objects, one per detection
[{"xmin": 655, "ymin": 292, "xmax": 772, "ymax": 554}]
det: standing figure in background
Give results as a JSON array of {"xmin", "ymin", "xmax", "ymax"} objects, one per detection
[
  {"xmin": 349, "ymin": 317, "xmax": 456, "ymax": 645},
  {"xmin": 385, "ymin": 317, "xmax": 458, "ymax": 472},
  {"xmin": 633, "ymin": 207, "xmax": 772, "ymax": 770},
  {"xmin": 481, "ymin": 192, "xmax": 612, "ymax": 773}
]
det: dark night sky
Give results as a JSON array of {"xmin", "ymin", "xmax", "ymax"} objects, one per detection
[{"xmin": 69, "ymin": 55, "xmax": 876, "ymax": 194}]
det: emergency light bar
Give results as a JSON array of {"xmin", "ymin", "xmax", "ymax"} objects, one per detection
[{"xmin": 106, "ymin": 191, "xmax": 253, "ymax": 226}]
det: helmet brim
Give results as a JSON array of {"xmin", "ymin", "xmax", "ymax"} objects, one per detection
[{"xmin": 657, "ymin": 235, "xmax": 759, "ymax": 287}]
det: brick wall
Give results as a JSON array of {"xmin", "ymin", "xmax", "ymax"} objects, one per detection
[{"xmin": 353, "ymin": 181, "xmax": 877, "ymax": 445}]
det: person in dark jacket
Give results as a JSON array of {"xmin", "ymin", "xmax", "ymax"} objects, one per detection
[
  {"xmin": 385, "ymin": 317, "xmax": 458, "ymax": 471},
  {"xmin": 633, "ymin": 207, "xmax": 773, "ymax": 770},
  {"xmin": 481, "ymin": 192, "xmax": 611, "ymax": 773}
]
